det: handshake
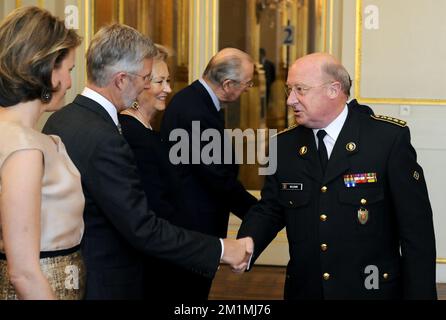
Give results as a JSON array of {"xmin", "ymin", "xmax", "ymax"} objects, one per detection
[{"xmin": 221, "ymin": 237, "xmax": 254, "ymax": 273}]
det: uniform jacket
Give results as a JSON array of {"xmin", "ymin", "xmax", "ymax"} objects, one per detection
[
  {"xmin": 160, "ymin": 80, "xmax": 258, "ymax": 238},
  {"xmin": 238, "ymin": 108, "xmax": 437, "ymax": 300},
  {"xmin": 43, "ymin": 95, "xmax": 221, "ymax": 299}
]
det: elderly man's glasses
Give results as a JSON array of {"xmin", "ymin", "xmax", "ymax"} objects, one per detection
[
  {"xmin": 284, "ymin": 81, "xmax": 333, "ymax": 97},
  {"xmin": 231, "ymin": 79, "xmax": 255, "ymax": 88}
]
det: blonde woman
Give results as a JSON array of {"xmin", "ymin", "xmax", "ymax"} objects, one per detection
[
  {"xmin": 0, "ymin": 6, "xmax": 84, "ymax": 299},
  {"xmin": 119, "ymin": 46, "xmax": 197, "ymax": 300}
]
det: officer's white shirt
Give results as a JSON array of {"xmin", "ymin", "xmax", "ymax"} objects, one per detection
[{"xmin": 313, "ymin": 104, "xmax": 348, "ymax": 159}]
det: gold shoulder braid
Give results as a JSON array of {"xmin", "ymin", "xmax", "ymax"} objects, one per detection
[
  {"xmin": 272, "ymin": 124, "xmax": 299, "ymax": 137},
  {"xmin": 371, "ymin": 115, "xmax": 407, "ymax": 127}
]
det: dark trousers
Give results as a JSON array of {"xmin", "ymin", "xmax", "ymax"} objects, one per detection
[{"xmin": 142, "ymin": 257, "xmax": 213, "ymax": 301}]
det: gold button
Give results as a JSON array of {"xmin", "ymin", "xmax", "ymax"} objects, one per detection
[
  {"xmin": 321, "ymin": 244, "xmax": 328, "ymax": 252},
  {"xmin": 383, "ymin": 273, "xmax": 389, "ymax": 280},
  {"xmin": 321, "ymin": 186, "xmax": 328, "ymax": 193},
  {"xmin": 360, "ymin": 198, "xmax": 367, "ymax": 205},
  {"xmin": 320, "ymin": 214, "xmax": 327, "ymax": 222},
  {"xmin": 413, "ymin": 171, "xmax": 420, "ymax": 180},
  {"xmin": 323, "ymin": 273, "xmax": 330, "ymax": 280},
  {"xmin": 289, "ymin": 201, "xmax": 293, "ymax": 205}
]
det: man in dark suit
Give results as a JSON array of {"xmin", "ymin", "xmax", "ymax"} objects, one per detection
[
  {"xmin": 260, "ymin": 48, "xmax": 276, "ymax": 105},
  {"xmin": 238, "ymin": 53, "xmax": 437, "ymax": 299},
  {"xmin": 43, "ymin": 24, "xmax": 253, "ymax": 300},
  {"xmin": 160, "ymin": 48, "xmax": 258, "ymax": 298}
]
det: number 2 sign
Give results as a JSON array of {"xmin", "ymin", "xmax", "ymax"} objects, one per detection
[{"xmin": 283, "ymin": 26, "xmax": 295, "ymax": 46}]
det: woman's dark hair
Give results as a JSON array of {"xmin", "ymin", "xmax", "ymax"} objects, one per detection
[{"xmin": 0, "ymin": 6, "xmax": 82, "ymax": 106}]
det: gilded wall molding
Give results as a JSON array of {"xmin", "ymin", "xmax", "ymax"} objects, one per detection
[
  {"xmin": 85, "ymin": 0, "xmax": 91, "ymax": 50},
  {"xmin": 354, "ymin": 0, "xmax": 446, "ymax": 106},
  {"xmin": 328, "ymin": 0, "xmax": 333, "ymax": 54},
  {"xmin": 118, "ymin": 0, "xmax": 123, "ymax": 24},
  {"xmin": 321, "ymin": 0, "xmax": 327, "ymax": 52},
  {"xmin": 188, "ymin": 0, "xmax": 219, "ymax": 83}
]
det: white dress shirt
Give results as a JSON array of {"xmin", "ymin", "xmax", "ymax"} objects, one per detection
[
  {"xmin": 313, "ymin": 105, "xmax": 348, "ymax": 159},
  {"xmin": 198, "ymin": 78, "xmax": 221, "ymax": 111},
  {"xmin": 81, "ymin": 87, "xmax": 119, "ymax": 126}
]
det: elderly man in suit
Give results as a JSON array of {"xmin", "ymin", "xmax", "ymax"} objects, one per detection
[
  {"xmin": 160, "ymin": 48, "xmax": 258, "ymax": 299},
  {"xmin": 43, "ymin": 24, "xmax": 252, "ymax": 300},
  {"xmin": 238, "ymin": 53, "xmax": 437, "ymax": 300}
]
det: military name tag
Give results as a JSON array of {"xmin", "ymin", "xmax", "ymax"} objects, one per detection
[
  {"xmin": 281, "ymin": 183, "xmax": 303, "ymax": 191},
  {"xmin": 344, "ymin": 173, "xmax": 377, "ymax": 188}
]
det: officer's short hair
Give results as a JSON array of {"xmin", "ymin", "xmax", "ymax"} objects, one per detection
[
  {"xmin": 322, "ymin": 63, "xmax": 352, "ymax": 97},
  {"xmin": 86, "ymin": 24, "xmax": 156, "ymax": 87}
]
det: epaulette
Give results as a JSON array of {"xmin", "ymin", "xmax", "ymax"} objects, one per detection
[
  {"xmin": 272, "ymin": 124, "xmax": 299, "ymax": 137},
  {"xmin": 371, "ymin": 114, "xmax": 406, "ymax": 127}
]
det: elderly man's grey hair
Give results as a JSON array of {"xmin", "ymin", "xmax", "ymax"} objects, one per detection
[
  {"xmin": 202, "ymin": 49, "xmax": 253, "ymax": 86},
  {"xmin": 202, "ymin": 57, "xmax": 242, "ymax": 85},
  {"xmin": 322, "ymin": 62, "xmax": 352, "ymax": 97},
  {"xmin": 86, "ymin": 23, "xmax": 157, "ymax": 87}
]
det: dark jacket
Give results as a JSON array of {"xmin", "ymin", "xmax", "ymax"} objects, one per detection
[
  {"xmin": 119, "ymin": 114, "xmax": 215, "ymax": 300},
  {"xmin": 43, "ymin": 95, "xmax": 221, "ymax": 299},
  {"xmin": 160, "ymin": 80, "xmax": 258, "ymax": 238},
  {"xmin": 238, "ymin": 108, "xmax": 437, "ymax": 300},
  {"xmin": 348, "ymin": 99, "xmax": 374, "ymax": 115},
  {"xmin": 119, "ymin": 114, "xmax": 187, "ymax": 224}
]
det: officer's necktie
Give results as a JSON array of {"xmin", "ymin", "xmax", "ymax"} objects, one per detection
[{"xmin": 317, "ymin": 129, "xmax": 328, "ymax": 174}]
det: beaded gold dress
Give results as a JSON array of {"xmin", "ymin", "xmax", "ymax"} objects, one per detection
[{"xmin": 0, "ymin": 122, "xmax": 85, "ymax": 299}]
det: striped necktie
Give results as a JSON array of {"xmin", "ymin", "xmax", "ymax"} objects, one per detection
[{"xmin": 117, "ymin": 123, "xmax": 122, "ymax": 135}]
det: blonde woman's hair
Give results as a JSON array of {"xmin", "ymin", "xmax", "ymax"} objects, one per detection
[{"xmin": 154, "ymin": 44, "xmax": 170, "ymax": 62}]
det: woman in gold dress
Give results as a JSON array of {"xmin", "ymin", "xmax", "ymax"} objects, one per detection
[{"xmin": 0, "ymin": 6, "xmax": 84, "ymax": 299}]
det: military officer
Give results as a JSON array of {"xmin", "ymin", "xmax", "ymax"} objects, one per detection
[{"xmin": 238, "ymin": 53, "xmax": 437, "ymax": 299}]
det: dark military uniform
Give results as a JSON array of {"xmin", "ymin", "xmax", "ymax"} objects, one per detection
[{"xmin": 238, "ymin": 108, "xmax": 437, "ymax": 300}]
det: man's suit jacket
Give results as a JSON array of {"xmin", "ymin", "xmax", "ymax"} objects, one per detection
[
  {"xmin": 43, "ymin": 95, "xmax": 221, "ymax": 299},
  {"xmin": 238, "ymin": 108, "xmax": 437, "ymax": 300},
  {"xmin": 161, "ymin": 80, "xmax": 257, "ymax": 238}
]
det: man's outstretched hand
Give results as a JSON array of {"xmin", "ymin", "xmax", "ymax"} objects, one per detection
[{"xmin": 221, "ymin": 237, "xmax": 254, "ymax": 273}]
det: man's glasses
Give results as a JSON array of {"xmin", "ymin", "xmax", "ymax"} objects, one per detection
[
  {"xmin": 231, "ymin": 79, "xmax": 255, "ymax": 88},
  {"xmin": 284, "ymin": 81, "xmax": 333, "ymax": 97},
  {"xmin": 127, "ymin": 72, "xmax": 151, "ymax": 83}
]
